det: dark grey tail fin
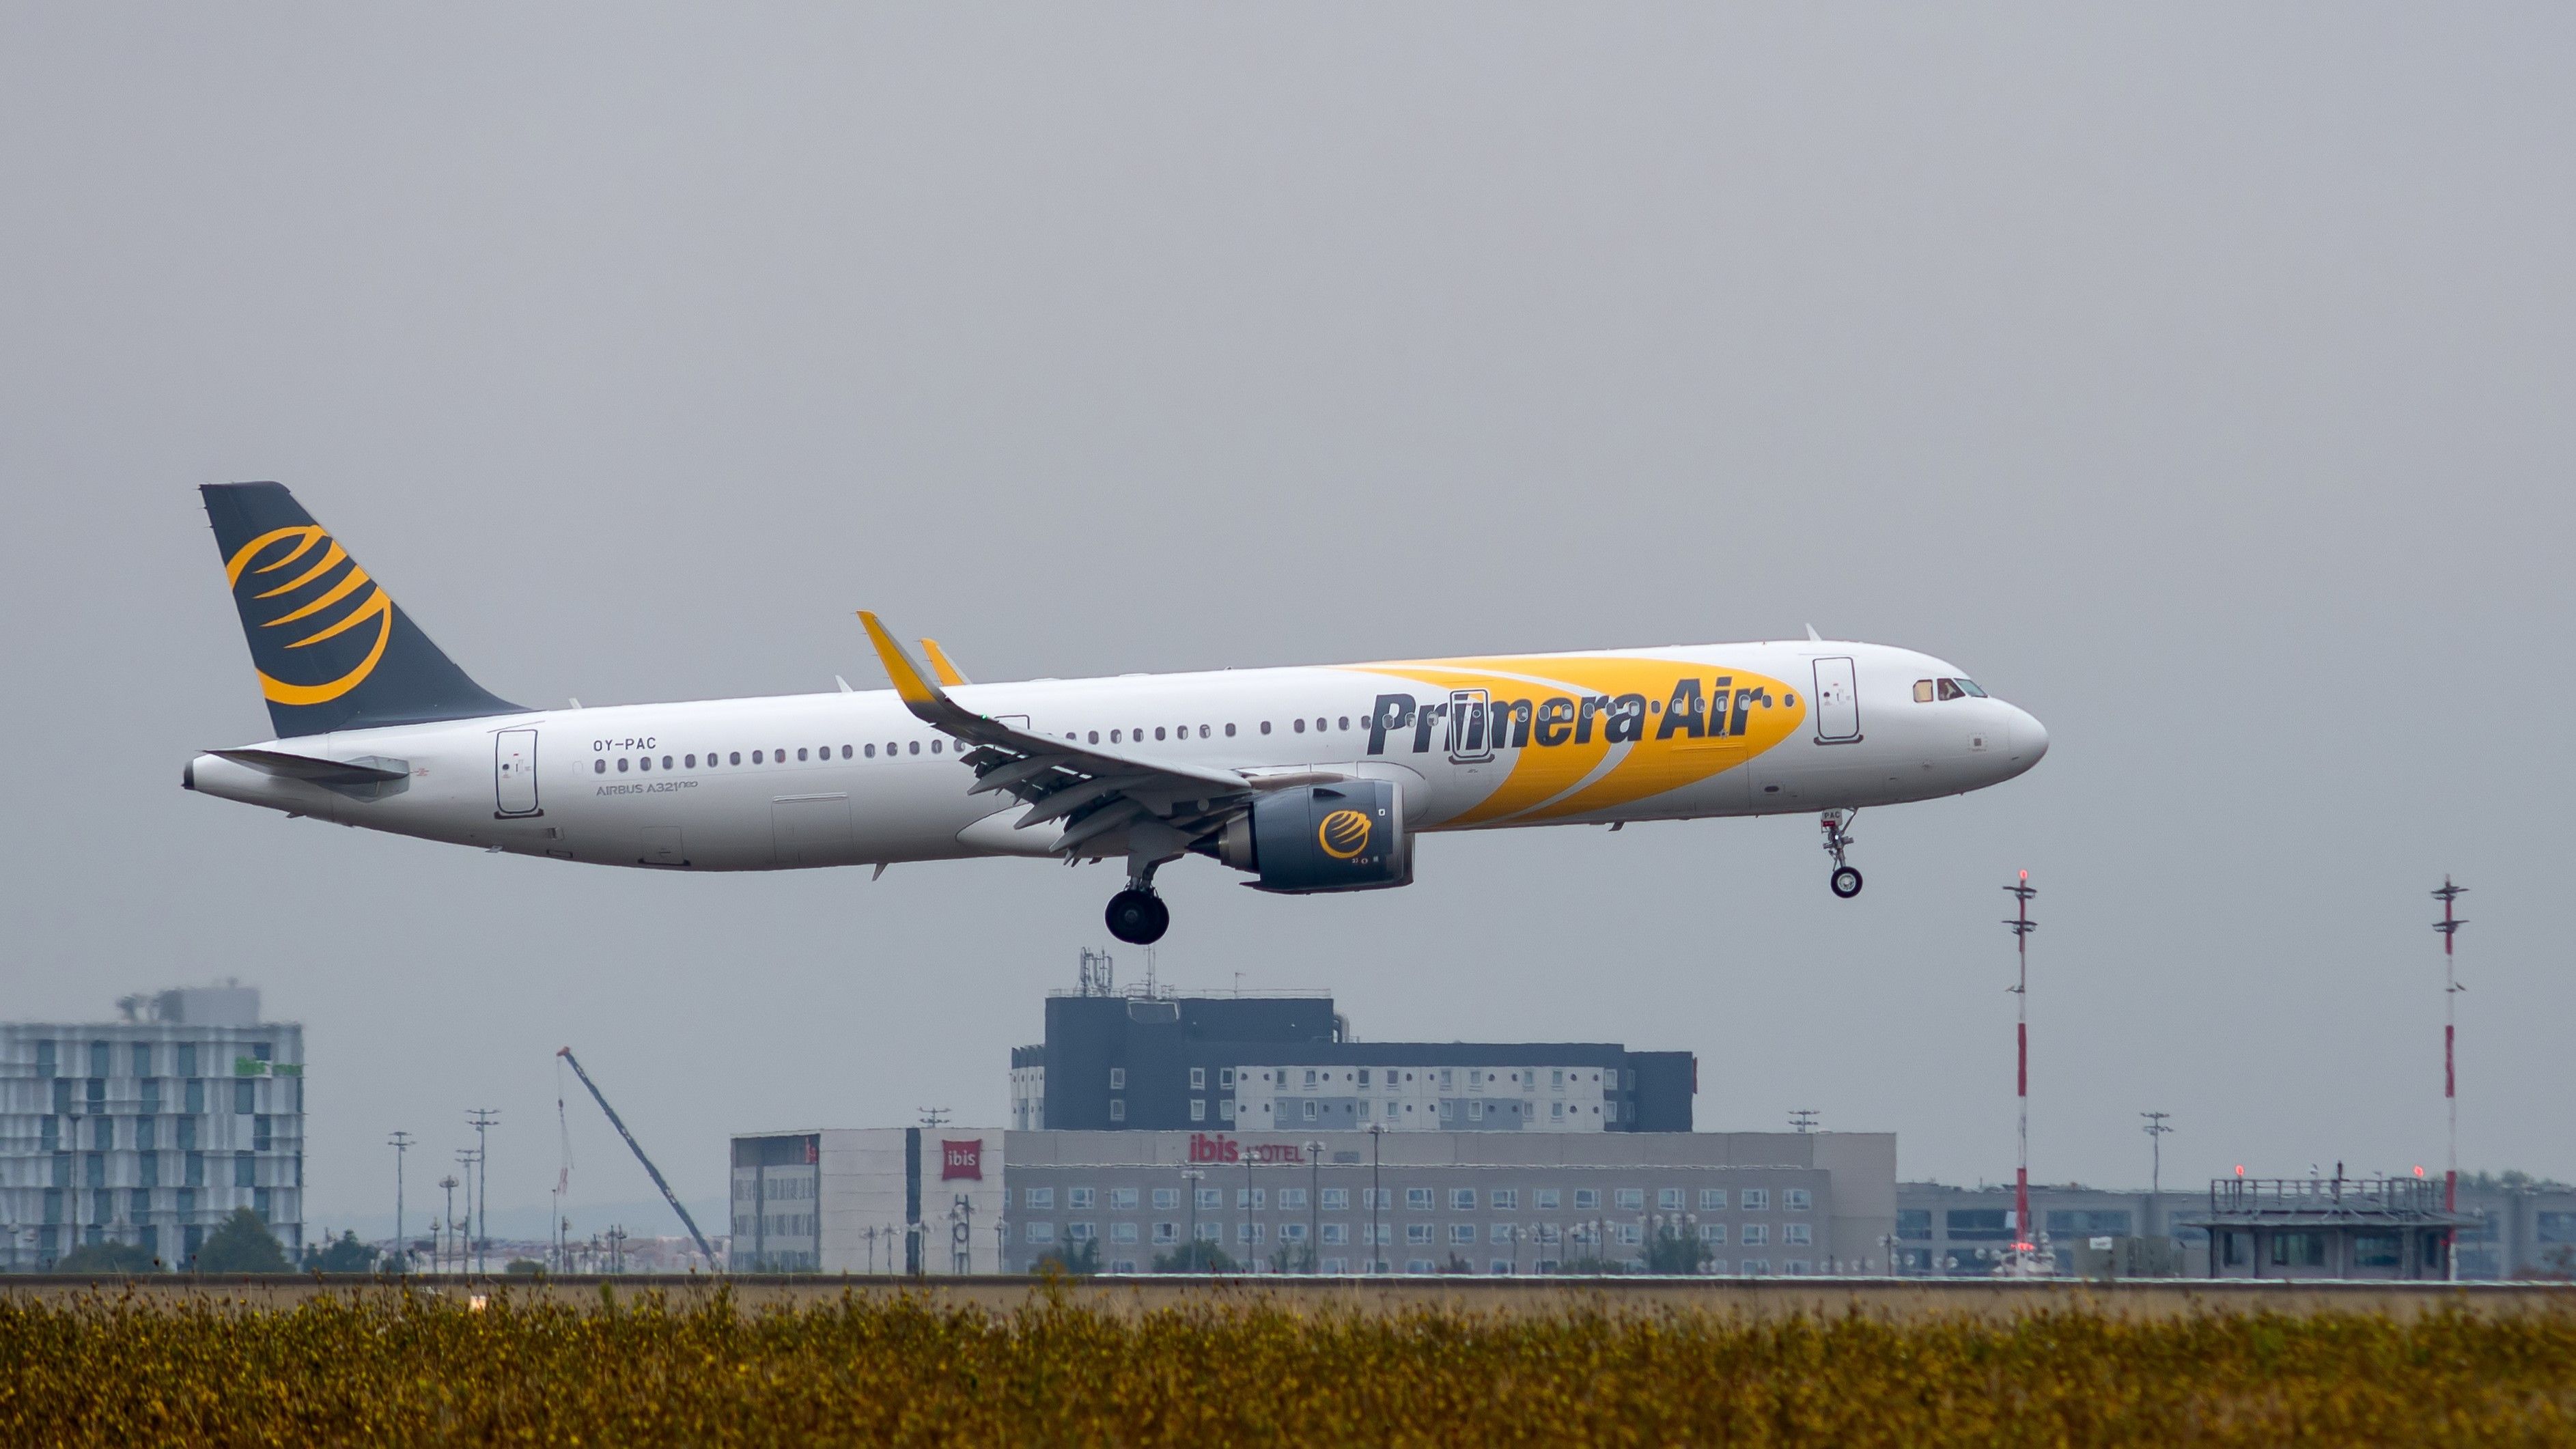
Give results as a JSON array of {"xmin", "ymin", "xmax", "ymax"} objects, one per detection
[{"xmin": 200, "ymin": 483, "xmax": 522, "ymax": 737}]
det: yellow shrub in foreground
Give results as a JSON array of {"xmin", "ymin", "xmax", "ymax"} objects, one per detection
[{"xmin": 3, "ymin": 1287, "xmax": 2573, "ymax": 1446}]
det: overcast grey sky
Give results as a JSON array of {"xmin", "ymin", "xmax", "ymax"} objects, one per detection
[{"xmin": 3, "ymin": 5, "xmax": 2568, "ymax": 1235}]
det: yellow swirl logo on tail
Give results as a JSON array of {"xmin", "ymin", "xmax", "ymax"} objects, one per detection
[
  {"xmin": 1317, "ymin": 808, "xmax": 1373, "ymax": 860},
  {"xmin": 225, "ymin": 525, "xmax": 394, "ymax": 706}
]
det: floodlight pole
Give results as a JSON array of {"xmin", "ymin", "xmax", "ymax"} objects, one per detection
[
  {"xmin": 2003, "ymin": 872, "xmax": 2037, "ymax": 1269},
  {"xmin": 387, "ymin": 1131, "xmax": 413, "ymax": 1271},
  {"xmin": 2433, "ymin": 877, "xmax": 2467, "ymax": 1282},
  {"xmin": 467, "ymin": 1109, "xmax": 499, "ymax": 1274}
]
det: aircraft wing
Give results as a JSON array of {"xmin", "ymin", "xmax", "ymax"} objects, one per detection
[{"xmin": 858, "ymin": 612, "xmax": 1268, "ymax": 859}]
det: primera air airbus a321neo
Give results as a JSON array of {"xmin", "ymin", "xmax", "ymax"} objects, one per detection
[{"xmin": 185, "ymin": 483, "xmax": 2047, "ymax": 944}]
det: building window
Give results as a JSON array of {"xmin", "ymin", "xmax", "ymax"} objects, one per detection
[
  {"xmin": 1067, "ymin": 1223, "xmax": 1096, "ymax": 1241},
  {"xmin": 92, "ymin": 1117, "xmax": 113, "ymax": 1151},
  {"xmin": 1218, "ymin": 1067, "xmax": 1235, "ymax": 1088},
  {"xmin": 1025, "ymin": 1187, "xmax": 1054, "ymax": 1209},
  {"xmin": 1321, "ymin": 1188, "xmax": 1349, "ymax": 1211},
  {"xmin": 1237, "ymin": 1224, "xmax": 1263, "ymax": 1245},
  {"xmin": 186, "ymin": 1153, "xmax": 205, "ymax": 1187},
  {"xmin": 1451, "ymin": 1189, "xmax": 1476, "ymax": 1211},
  {"xmin": 1218, "ymin": 1101, "xmax": 1234, "ymax": 1123},
  {"xmin": 1153, "ymin": 1188, "xmax": 1179, "ymax": 1210},
  {"xmin": 1658, "ymin": 1188, "xmax": 1683, "ymax": 1210},
  {"xmin": 1196, "ymin": 1187, "xmax": 1221, "ymax": 1210},
  {"xmin": 233, "ymin": 1080, "xmax": 255, "ymax": 1114},
  {"xmin": 1153, "ymin": 1223, "xmax": 1177, "ymax": 1245},
  {"xmin": 1194, "ymin": 1223, "xmax": 1220, "ymax": 1243},
  {"xmin": 1615, "ymin": 1188, "xmax": 1644, "ymax": 1211},
  {"xmin": 1742, "ymin": 1189, "xmax": 1770, "ymax": 1213},
  {"xmin": 1449, "ymin": 1224, "xmax": 1476, "ymax": 1246},
  {"xmin": 1741, "ymin": 1224, "xmax": 1769, "ymax": 1246},
  {"xmin": 1302, "ymin": 1101, "xmax": 1318, "ymax": 1121},
  {"xmin": 1490, "ymin": 1224, "xmax": 1514, "ymax": 1244},
  {"xmin": 1110, "ymin": 1187, "xmax": 1138, "ymax": 1210},
  {"xmin": 1468, "ymin": 1101, "xmax": 1483, "ymax": 1121},
  {"xmin": 1573, "ymin": 1189, "xmax": 1598, "ymax": 1210},
  {"xmin": 253, "ymin": 1116, "xmax": 272, "ymax": 1151},
  {"xmin": 1785, "ymin": 1224, "xmax": 1813, "ymax": 1246},
  {"xmin": 1407, "ymin": 1224, "xmax": 1433, "ymax": 1245},
  {"xmin": 1321, "ymin": 1224, "xmax": 1348, "ymax": 1246},
  {"xmin": 1189, "ymin": 1067, "xmax": 1206, "ymax": 1090},
  {"xmin": 1068, "ymin": 1187, "xmax": 1095, "ymax": 1209},
  {"xmin": 1108, "ymin": 1100, "xmax": 1125, "ymax": 1123},
  {"xmin": 1700, "ymin": 1224, "xmax": 1728, "ymax": 1244},
  {"xmin": 1701, "ymin": 1189, "xmax": 1729, "ymax": 1211},
  {"xmin": 1405, "ymin": 1188, "xmax": 1432, "ymax": 1210},
  {"xmin": 1026, "ymin": 1223, "xmax": 1055, "ymax": 1244},
  {"xmin": 2271, "ymin": 1233, "xmax": 2327, "ymax": 1268},
  {"xmin": 1111, "ymin": 1223, "xmax": 1138, "ymax": 1245},
  {"xmin": 1492, "ymin": 1189, "xmax": 1517, "ymax": 1211},
  {"xmin": 1786, "ymin": 1188, "xmax": 1813, "ymax": 1211},
  {"xmin": 1237, "ymin": 1188, "xmax": 1265, "ymax": 1210},
  {"xmin": 1278, "ymin": 1188, "xmax": 1307, "ymax": 1210},
  {"xmin": 1108, "ymin": 1068, "xmax": 1125, "ymax": 1090},
  {"xmin": 234, "ymin": 1153, "xmax": 255, "ymax": 1188}
]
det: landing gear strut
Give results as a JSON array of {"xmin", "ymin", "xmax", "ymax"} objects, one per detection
[
  {"xmin": 1105, "ymin": 861, "xmax": 1171, "ymax": 944},
  {"xmin": 1821, "ymin": 810, "xmax": 1863, "ymax": 899}
]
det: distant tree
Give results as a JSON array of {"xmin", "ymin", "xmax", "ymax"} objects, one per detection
[
  {"xmin": 1033, "ymin": 1239, "xmax": 1101, "ymax": 1276},
  {"xmin": 1643, "ymin": 1223, "xmax": 1714, "ymax": 1275},
  {"xmin": 1437, "ymin": 1253, "xmax": 1474, "ymax": 1276},
  {"xmin": 1266, "ymin": 1243, "xmax": 1317, "ymax": 1275},
  {"xmin": 57, "ymin": 1239, "xmax": 158, "ymax": 1274},
  {"xmin": 1151, "ymin": 1241, "xmax": 1240, "ymax": 1274},
  {"xmin": 1555, "ymin": 1254, "xmax": 1632, "ymax": 1276},
  {"xmin": 193, "ymin": 1208, "xmax": 290, "ymax": 1274},
  {"xmin": 299, "ymin": 1230, "xmax": 380, "ymax": 1274},
  {"xmin": 504, "ymin": 1258, "xmax": 544, "ymax": 1277}
]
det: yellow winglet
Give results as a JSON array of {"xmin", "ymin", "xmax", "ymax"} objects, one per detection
[
  {"xmin": 857, "ymin": 611, "xmax": 943, "ymax": 707},
  {"xmin": 920, "ymin": 638, "xmax": 971, "ymax": 688}
]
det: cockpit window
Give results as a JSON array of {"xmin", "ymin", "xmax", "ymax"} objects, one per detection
[
  {"xmin": 1936, "ymin": 678, "xmax": 1965, "ymax": 701},
  {"xmin": 1955, "ymin": 679, "xmax": 1987, "ymax": 697},
  {"xmin": 1913, "ymin": 680, "xmax": 1935, "ymax": 703}
]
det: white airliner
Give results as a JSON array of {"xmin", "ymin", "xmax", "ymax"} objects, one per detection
[{"xmin": 185, "ymin": 483, "xmax": 2047, "ymax": 942}]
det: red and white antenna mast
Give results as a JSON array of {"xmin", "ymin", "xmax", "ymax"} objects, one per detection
[
  {"xmin": 2003, "ymin": 871, "xmax": 2039, "ymax": 1270},
  {"xmin": 2432, "ymin": 876, "xmax": 2467, "ymax": 1279}
]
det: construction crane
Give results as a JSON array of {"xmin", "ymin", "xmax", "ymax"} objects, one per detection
[{"xmin": 555, "ymin": 1047, "xmax": 719, "ymax": 1269}]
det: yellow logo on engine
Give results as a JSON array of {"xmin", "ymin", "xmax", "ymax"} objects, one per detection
[
  {"xmin": 224, "ymin": 524, "xmax": 394, "ymax": 707},
  {"xmin": 1317, "ymin": 808, "xmax": 1373, "ymax": 860}
]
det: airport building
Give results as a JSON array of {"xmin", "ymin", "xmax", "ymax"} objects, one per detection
[
  {"xmin": 1009, "ymin": 979, "xmax": 1693, "ymax": 1135},
  {"xmin": 0, "ymin": 985, "xmax": 305, "ymax": 1269},
  {"xmin": 729, "ymin": 1125, "xmax": 1895, "ymax": 1276}
]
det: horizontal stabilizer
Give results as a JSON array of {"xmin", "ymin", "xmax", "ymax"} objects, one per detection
[{"xmin": 210, "ymin": 748, "xmax": 408, "ymax": 786}]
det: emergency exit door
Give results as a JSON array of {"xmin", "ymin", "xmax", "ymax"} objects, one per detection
[
  {"xmin": 494, "ymin": 729, "xmax": 541, "ymax": 816},
  {"xmin": 1810, "ymin": 658, "xmax": 1861, "ymax": 743}
]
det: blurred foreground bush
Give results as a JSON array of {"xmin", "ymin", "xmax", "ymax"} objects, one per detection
[{"xmin": 4, "ymin": 1287, "xmax": 2573, "ymax": 1445}]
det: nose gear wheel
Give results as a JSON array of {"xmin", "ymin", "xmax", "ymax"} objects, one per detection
[{"xmin": 1821, "ymin": 810, "xmax": 1862, "ymax": 899}]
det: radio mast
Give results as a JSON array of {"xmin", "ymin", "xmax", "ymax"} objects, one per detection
[
  {"xmin": 2002, "ymin": 871, "xmax": 2041, "ymax": 1276},
  {"xmin": 2433, "ymin": 877, "xmax": 2467, "ymax": 1281}
]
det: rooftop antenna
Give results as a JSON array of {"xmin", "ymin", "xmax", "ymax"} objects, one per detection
[
  {"xmin": 2140, "ymin": 1112, "xmax": 2172, "ymax": 1196},
  {"xmin": 1789, "ymin": 1109, "xmax": 1819, "ymax": 1134},
  {"xmin": 2002, "ymin": 871, "xmax": 2039, "ymax": 1274},
  {"xmin": 2433, "ymin": 876, "xmax": 2467, "ymax": 1281},
  {"xmin": 919, "ymin": 1107, "xmax": 951, "ymax": 1129}
]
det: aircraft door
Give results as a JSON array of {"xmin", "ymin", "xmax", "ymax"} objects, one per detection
[
  {"xmin": 1810, "ymin": 658, "xmax": 1860, "ymax": 743},
  {"xmin": 494, "ymin": 729, "xmax": 540, "ymax": 816},
  {"xmin": 1446, "ymin": 689, "xmax": 1493, "ymax": 763}
]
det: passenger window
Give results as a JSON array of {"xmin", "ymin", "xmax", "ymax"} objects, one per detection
[
  {"xmin": 593, "ymin": 759, "xmax": 606, "ymax": 774},
  {"xmin": 729, "ymin": 752, "xmax": 742, "ymax": 765},
  {"xmin": 1224, "ymin": 723, "xmax": 1236, "ymax": 737},
  {"xmin": 797, "ymin": 748, "xmax": 809, "ymax": 761},
  {"xmin": 930, "ymin": 740, "xmax": 942, "ymax": 754},
  {"xmin": 1259, "ymin": 721, "xmax": 1271, "ymax": 734},
  {"xmin": 841, "ymin": 745, "xmax": 852, "ymax": 759},
  {"xmin": 1937, "ymin": 679, "xmax": 1964, "ymax": 701},
  {"xmin": 753, "ymin": 750, "xmax": 764, "ymax": 763},
  {"xmin": 865, "ymin": 744, "xmax": 876, "ymax": 758},
  {"xmin": 1293, "ymin": 718, "xmax": 1306, "ymax": 733},
  {"xmin": 1088, "ymin": 731, "xmax": 1100, "ymax": 744},
  {"xmin": 1199, "ymin": 724, "xmax": 1211, "ymax": 738},
  {"xmin": 774, "ymin": 746, "xmax": 785, "ymax": 760},
  {"xmin": 684, "ymin": 755, "xmax": 696, "ymax": 769},
  {"xmin": 1914, "ymin": 680, "xmax": 1935, "ymax": 703},
  {"xmin": 617, "ymin": 758, "xmax": 630, "ymax": 773},
  {"xmin": 1338, "ymin": 716, "xmax": 1349, "ymax": 731},
  {"xmin": 638, "ymin": 757, "xmax": 650, "ymax": 772},
  {"xmin": 1110, "ymin": 729, "xmax": 1121, "ymax": 743},
  {"xmin": 661, "ymin": 756, "xmax": 672, "ymax": 770},
  {"xmin": 1316, "ymin": 718, "xmax": 1328, "ymax": 732},
  {"xmin": 1155, "ymin": 727, "xmax": 1166, "ymax": 741},
  {"xmin": 908, "ymin": 741, "xmax": 919, "ymax": 756}
]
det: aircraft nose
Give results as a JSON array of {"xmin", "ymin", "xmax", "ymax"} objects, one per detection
[{"xmin": 2011, "ymin": 707, "xmax": 2049, "ymax": 766}]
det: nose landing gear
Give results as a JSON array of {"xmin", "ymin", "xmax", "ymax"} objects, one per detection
[{"xmin": 1821, "ymin": 810, "xmax": 1863, "ymax": 899}]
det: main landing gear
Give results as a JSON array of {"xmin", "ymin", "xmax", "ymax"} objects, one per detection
[
  {"xmin": 1821, "ymin": 810, "xmax": 1863, "ymax": 899},
  {"xmin": 1106, "ymin": 861, "xmax": 1171, "ymax": 944}
]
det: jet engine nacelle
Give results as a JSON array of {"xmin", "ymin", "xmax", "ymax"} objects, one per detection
[{"xmin": 1213, "ymin": 780, "xmax": 1410, "ymax": 893}]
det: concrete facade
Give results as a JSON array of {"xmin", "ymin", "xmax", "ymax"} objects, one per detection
[
  {"xmin": 730, "ymin": 1127, "xmax": 1007, "ymax": 1275},
  {"xmin": 0, "ymin": 986, "xmax": 305, "ymax": 1269}
]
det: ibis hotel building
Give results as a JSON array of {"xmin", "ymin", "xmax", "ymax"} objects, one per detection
[{"xmin": 731, "ymin": 1125, "xmax": 1896, "ymax": 1276}]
